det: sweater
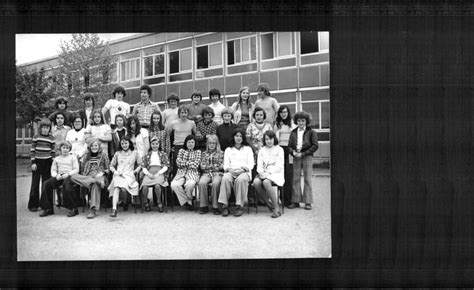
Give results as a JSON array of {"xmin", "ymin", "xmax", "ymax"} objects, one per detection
[
  {"xmin": 51, "ymin": 154, "xmax": 80, "ymax": 177},
  {"xmin": 30, "ymin": 134, "xmax": 55, "ymax": 165}
]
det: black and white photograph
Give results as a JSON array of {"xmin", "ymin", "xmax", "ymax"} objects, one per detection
[{"xmin": 15, "ymin": 32, "xmax": 331, "ymax": 260}]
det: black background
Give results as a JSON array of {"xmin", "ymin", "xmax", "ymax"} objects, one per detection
[{"xmin": 1, "ymin": 0, "xmax": 473, "ymax": 287}]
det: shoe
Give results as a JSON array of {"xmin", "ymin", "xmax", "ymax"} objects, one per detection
[
  {"xmin": 109, "ymin": 209, "xmax": 117, "ymax": 218},
  {"xmin": 199, "ymin": 207, "xmax": 209, "ymax": 214},
  {"xmin": 29, "ymin": 207, "xmax": 39, "ymax": 212},
  {"xmin": 145, "ymin": 203, "xmax": 151, "ymax": 212},
  {"xmin": 158, "ymin": 204, "xmax": 164, "ymax": 213},
  {"xmin": 183, "ymin": 203, "xmax": 194, "ymax": 211},
  {"xmin": 287, "ymin": 203, "xmax": 300, "ymax": 209},
  {"xmin": 271, "ymin": 211, "xmax": 282, "ymax": 218},
  {"xmin": 39, "ymin": 209, "xmax": 54, "ymax": 217},
  {"xmin": 266, "ymin": 202, "xmax": 274, "ymax": 212},
  {"xmin": 67, "ymin": 208, "xmax": 79, "ymax": 217},
  {"xmin": 213, "ymin": 208, "xmax": 220, "ymax": 215},
  {"xmin": 234, "ymin": 206, "xmax": 243, "ymax": 217},
  {"xmin": 222, "ymin": 207, "xmax": 229, "ymax": 217},
  {"xmin": 123, "ymin": 204, "xmax": 129, "ymax": 211},
  {"xmin": 305, "ymin": 204, "xmax": 312, "ymax": 210},
  {"xmin": 87, "ymin": 208, "xmax": 96, "ymax": 219}
]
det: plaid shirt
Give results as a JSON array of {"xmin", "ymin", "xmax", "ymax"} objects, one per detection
[
  {"xmin": 173, "ymin": 149, "xmax": 202, "ymax": 183},
  {"xmin": 200, "ymin": 150, "xmax": 224, "ymax": 178},
  {"xmin": 196, "ymin": 120, "xmax": 217, "ymax": 149},
  {"xmin": 132, "ymin": 100, "xmax": 160, "ymax": 127}
]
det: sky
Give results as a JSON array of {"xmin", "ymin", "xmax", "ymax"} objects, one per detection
[{"xmin": 15, "ymin": 33, "xmax": 143, "ymax": 65}]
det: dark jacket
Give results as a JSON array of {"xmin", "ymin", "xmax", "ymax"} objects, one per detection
[
  {"xmin": 288, "ymin": 127, "xmax": 319, "ymax": 157},
  {"xmin": 78, "ymin": 109, "xmax": 89, "ymax": 128}
]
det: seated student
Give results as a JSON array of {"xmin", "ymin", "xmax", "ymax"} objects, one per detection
[
  {"xmin": 102, "ymin": 86, "xmax": 131, "ymax": 129},
  {"xmin": 254, "ymin": 83, "xmax": 280, "ymax": 126},
  {"xmin": 66, "ymin": 115, "xmax": 88, "ymax": 159},
  {"xmin": 207, "ymin": 88, "xmax": 225, "ymax": 125},
  {"xmin": 126, "ymin": 115, "xmax": 149, "ymax": 163},
  {"xmin": 39, "ymin": 141, "xmax": 80, "ymax": 217},
  {"xmin": 28, "ymin": 119, "xmax": 55, "ymax": 212},
  {"xmin": 197, "ymin": 134, "xmax": 224, "ymax": 215},
  {"xmin": 109, "ymin": 114, "xmax": 127, "ymax": 159},
  {"xmin": 162, "ymin": 93, "xmax": 180, "ymax": 130},
  {"xmin": 148, "ymin": 110, "xmax": 171, "ymax": 156},
  {"xmin": 216, "ymin": 108, "xmax": 238, "ymax": 152},
  {"xmin": 51, "ymin": 112, "xmax": 72, "ymax": 156},
  {"xmin": 253, "ymin": 130, "xmax": 285, "ymax": 218},
  {"xmin": 185, "ymin": 91, "xmax": 207, "ymax": 123},
  {"xmin": 131, "ymin": 84, "xmax": 160, "ymax": 129},
  {"xmin": 195, "ymin": 106, "xmax": 218, "ymax": 151},
  {"xmin": 140, "ymin": 136, "xmax": 170, "ymax": 212},
  {"xmin": 168, "ymin": 105, "xmax": 197, "ymax": 177},
  {"xmin": 108, "ymin": 136, "xmax": 141, "ymax": 218},
  {"xmin": 84, "ymin": 109, "xmax": 112, "ymax": 155},
  {"xmin": 170, "ymin": 135, "xmax": 202, "ymax": 211},
  {"xmin": 70, "ymin": 138, "xmax": 110, "ymax": 219},
  {"xmin": 218, "ymin": 128, "xmax": 255, "ymax": 217},
  {"xmin": 78, "ymin": 93, "xmax": 95, "ymax": 127},
  {"xmin": 49, "ymin": 97, "xmax": 74, "ymax": 127},
  {"xmin": 287, "ymin": 111, "xmax": 319, "ymax": 210}
]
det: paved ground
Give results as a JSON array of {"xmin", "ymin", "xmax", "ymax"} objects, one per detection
[{"xmin": 16, "ymin": 158, "xmax": 331, "ymax": 261}]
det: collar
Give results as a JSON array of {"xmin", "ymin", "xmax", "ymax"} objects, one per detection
[
  {"xmin": 298, "ymin": 127, "xmax": 306, "ymax": 131},
  {"xmin": 56, "ymin": 125, "xmax": 65, "ymax": 130},
  {"xmin": 140, "ymin": 100, "xmax": 152, "ymax": 105}
]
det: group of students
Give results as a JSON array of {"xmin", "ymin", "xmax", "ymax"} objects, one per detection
[{"xmin": 28, "ymin": 83, "xmax": 318, "ymax": 219}]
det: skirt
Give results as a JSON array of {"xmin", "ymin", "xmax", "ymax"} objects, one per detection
[{"xmin": 140, "ymin": 166, "xmax": 168, "ymax": 188}]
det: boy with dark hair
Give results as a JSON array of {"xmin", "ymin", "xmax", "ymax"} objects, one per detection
[
  {"xmin": 162, "ymin": 93, "xmax": 180, "ymax": 129},
  {"xmin": 102, "ymin": 86, "xmax": 131, "ymax": 129},
  {"xmin": 185, "ymin": 91, "xmax": 207, "ymax": 123},
  {"xmin": 49, "ymin": 97, "xmax": 74, "ymax": 127},
  {"xmin": 132, "ymin": 84, "xmax": 160, "ymax": 128}
]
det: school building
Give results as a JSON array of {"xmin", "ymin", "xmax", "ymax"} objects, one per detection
[{"xmin": 16, "ymin": 32, "xmax": 330, "ymax": 162}]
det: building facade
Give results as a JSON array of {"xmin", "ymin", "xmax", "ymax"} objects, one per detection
[{"xmin": 17, "ymin": 32, "xmax": 330, "ymax": 161}]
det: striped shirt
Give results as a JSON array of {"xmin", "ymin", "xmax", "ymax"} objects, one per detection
[{"xmin": 30, "ymin": 134, "xmax": 55, "ymax": 164}]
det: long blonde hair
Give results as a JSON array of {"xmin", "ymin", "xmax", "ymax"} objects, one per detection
[{"xmin": 206, "ymin": 134, "xmax": 222, "ymax": 153}]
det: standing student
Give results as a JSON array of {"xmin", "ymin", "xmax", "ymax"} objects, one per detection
[
  {"xmin": 246, "ymin": 107, "xmax": 273, "ymax": 163},
  {"xmin": 148, "ymin": 111, "xmax": 171, "ymax": 156},
  {"xmin": 218, "ymin": 129, "xmax": 255, "ymax": 217},
  {"xmin": 274, "ymin": 105, "xmax": 296, "ymax": 207},
  {"xmin": 102, "ymin": 86, "xmax": 131, "ymax": 129},
  {"xmin": 162, "ymin": 93, "xmax": 180, "ymax": 130},
  {"xmin": 208, "ymin": 88, "xmax": 226, "ymax": 125},
  {"xmin": 39, "ymin": 141, "xmax": 80, "ymax": 217},
  {"xmin": 65, "ymin": 115, "xmax": 88, "ymax": 159},
  {"xmin": 197, "ymin": 135, "xmax": 224, "ymax": 215},
  {"xmin": 195, "ymin": 106, "xmax": 218, "ymax": 151},
  {"xmin": 108, "ymin": 136, "xmax": 141, "ymax": 218},
  {"xmin": 131, "ymin": 84, "xmax": 160, "ymax": 128},
  {"xmin": 216, "ymin": 108, "xmax": 238, "ymax": 152},
  {"xmin": 140, "ymin": 136, "xmax": 169, "ymax": 212},
  {"xmin": 231, "ymin": 86, "xmax": 255, "ymax": 130},
  {"xmin": 49, "ymin": 97, "xmax": 74, "ymax": 127},
  {"xmin": 70, "ymin": 138, "xmax": 110, "ymax": 219},
  {"xmin": 168, "ymin": 105, "xmax": 197, "ymax": 178},
  {"xmin": 287, "ymin": 111, "xmax": 319, "ymax": 210},
  {"xmin": 78, "ymin": 93, "xmax": 95, "ymax": 127},
  {"xmin": 84, "ymin": 109, "xmax": 112, "ymax": 155},
  {"xmin": 253, "ymin": 131, "xmax": 285, "ymax": 218},
  {"xmin": 170, "ymin": 135, "xmax": 202, "ymax": 211},
  {"xmin": 254, "ymin": 83, "xmax": 280, "ymax": 126},
  {"xmin": 126, "ymin": 115, "xmax": 149, "ymax": 163},
  {"xmin": 109, "ymin": 114, "xmax": 128, "ymax": 159},
  {"xmin": 51, "ymin": 112, "xmax": 71, "ymax": 155},
  {"xmin": 185, "ymin": 91, "xmax": 207, "ymax": 123},
  {"xmin": 28, "ymin": 119, "xmax": 55, "ymax": 212}
]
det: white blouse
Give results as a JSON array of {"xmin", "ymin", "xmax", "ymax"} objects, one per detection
[
  {"xmin": 257, "ymin": 145, "xmax": 285, "ymax": 186},
  {"xmin": 65, "ymin": 128, "xmax": 87, "ymax": 158}
]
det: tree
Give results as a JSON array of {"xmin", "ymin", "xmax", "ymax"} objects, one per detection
[
  {"xmin": 56, "ymin": 33, "xmax": 117, "ymax": 111},
  {"xmin": 15, "ymin": 67, "xmax": 53, "ymax": 126}
]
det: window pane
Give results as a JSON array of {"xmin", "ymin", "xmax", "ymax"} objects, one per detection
[
  {"xmin": 180, "ymin": 49, "xmax": 192, "ymax": 71},
  {"xmin": 277, "ymin": 32, "xmax": 292, "ymax": 56},
  {"xmin": 250, "ymin": 37, "xmax": 256, "ymax": 60},
  {"xmin": 302, "ymin": 102, "xmax": 320, "ymax": 128},
  {"xmin": 155, "ymin": 54, "xmax": 164, "ymax": 75},
  {"xmin": 300, "ymin": 32, "xmax": 319, "ymax": 54},
  {"xmin": 234, "ymin": 40, "xmax": 241, "ymax": 63},
  {"xmin": 196, "ymin": 46, "xmax": 209, "ymax": 69},
  {"xmin": 169, "ymin": 51, "xmax": 179, "ymax": 74},
  {"xmin": 261, "ymin": 33, "xmax": 274, "ymax": 60},
  {"xmin": 209, "ymin": 43, "xmax": 222, "ymax": 66},
  {"xmin": 120, "ymin": 62, "xmax": 126, "ymax": 81},
  {"xmin": 135, "ymin": 59, "xmax": 140, "ymax": 78},
  {"xmin": 242, "ymin": 37, "xmax": 250, "ymax": 61},
  {"xmin": 144, "ymin": 57, "xmax": 153, "ymax": 77},
  {"xmin": 227, "ymin": 41, "xmax": 235, "ymax": 65},
  {"xmin": 319, "ymin": 32, "xmax": 329, "ymax": 51},
  {"xmin": 321, "ymin": 101, "xmax": 330, "ymax": 129}
]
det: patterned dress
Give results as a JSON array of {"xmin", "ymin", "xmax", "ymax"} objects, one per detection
[
  {"xmin": 246, "ymin": 121, "xmax": 273, "ymax": 162},
  {"xmin": 173, "ymin": 149, "xmax": 202, "ymax": 183},
  {"xmin": 108, "ymin": 150, "xmax": 140, "ymax": 196}
]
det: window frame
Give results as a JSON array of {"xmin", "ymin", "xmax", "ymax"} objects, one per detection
[
  {"xmin": 143, "ymin": 52, "xmax": 166, "ymax": 79},
  {"xmin": 299, "ymin": 31, "xmax": 330, "ymax": 68},
  {"xmin": 119, "ymin": 57, "xmax": 141, "ymax": 82},
  {"xmin": 168, "ymin": 47, "xmax": 193, "ymax": 75},
  {"xmin": 260, "ymin": 32, "xmax": 295, "ymax": 61},
  {"xmin": 196, "ymin": 41, "xmax": 224, "ymax": 70},
  {"xmin": 226, "ymin": 35, "xmax": 257, "ymax": 67}
]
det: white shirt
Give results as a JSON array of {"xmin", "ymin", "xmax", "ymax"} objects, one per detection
[
  {"xmin": 257, "ymin": 145, "xmax": 285, "ymax": 186},
  {"xmin": 223, "ymin": 145, "xmax": 255, "ymax": 179},
  {"xmin": 149, "ymin": 151, "xmax": 161, "ymax": 166},
  {"xmin": 65, "ymin": 128, "xmax": 88, "ymax": 158},
  {"xmin": 85, "ymin": 108, "xmax": 93, "ymax": 125},
  {"xmin": 209, "ymin": 102, "xmax": 226, "ymax": 125},
  {"xmin": 296, "ymin": 127, "xmax": 306, "ymax": 151},
  {"xmin": 132, "ymin": 128, "xmax": 149, "ymax": 161},
  {"xmin": 162, "ymin": 107, "xmax": 179, "ymax": 129},
  {"xmin": 103, "ymin": 99, "xmax": 131, "ymax": 125}
]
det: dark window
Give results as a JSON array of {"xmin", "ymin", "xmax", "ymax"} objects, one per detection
[
  {"xmin": 300, "ymin": 32, "xmax": 319, "ymax": 54},
  {"xmin": 227, "ymin": 41, "xmax": 235, "ymax": 65},
  {"xmin": 196, "ymin": 46, "xmax": 209, "ymax": 69},
  {"xmin": 261, "ymin": 33, "xmax": 274, "ymax": 60},
  {"xmin": 169, "ymin": 51, "xmax": 179, "ymax": 74}
]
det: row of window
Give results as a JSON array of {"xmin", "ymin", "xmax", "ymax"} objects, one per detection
[{"xmin": 119, "ymin": 32, "xmax": 329, "ymax": 83}]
